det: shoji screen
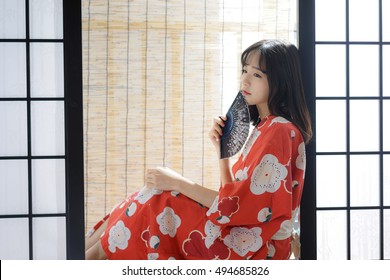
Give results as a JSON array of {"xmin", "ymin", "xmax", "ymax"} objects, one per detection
[
  {"xmin": 82, "ymin": 0, "xmax": 297, "ymax": 231},
  {"xmin": 314, "ymin": 0, "xmax": 390, "ymax": 259},
  {"xmin": 0, "ymin": 0, "xmax": 84, "ymax": 260}
]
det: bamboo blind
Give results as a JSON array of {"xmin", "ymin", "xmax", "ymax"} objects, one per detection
[{"xmin": 82, "ymin": 0, "xmax": 296, "ymax": 231}]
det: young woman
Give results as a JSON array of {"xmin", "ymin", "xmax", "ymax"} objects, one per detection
[{"xmin": 85, "ymin": 39, "xmax": 312, "ymax": 260}]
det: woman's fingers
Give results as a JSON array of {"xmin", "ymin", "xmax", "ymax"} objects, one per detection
[
  {"xmin": 208, "ymin": 115, "xmax": 228, "ymax": 145},
  {"xmin": 213, "ymin": 116, "xmax": 226, "ymax": 135},
  {"xmin": 145, "ymin": 167, "xmax": 180, "ymax": 192},
  {"xmin": 215, "ymin": 116, "xmax": 226, "ymax": 128},
  {"xmin": 218, "ymin": 115, "xmax": 227, "ymax": 122}
]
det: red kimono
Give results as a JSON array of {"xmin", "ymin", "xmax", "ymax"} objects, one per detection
[{"xmin": 92, "ymin": 115, "xmax": 306, "ymax": 259}]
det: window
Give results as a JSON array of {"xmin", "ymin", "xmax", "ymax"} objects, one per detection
[
  {"xmin": 300, "ymin": 0, "xmax": 389, "ymax": 259},
  {"xmin": 0, "ymin": 0, "xmax": 84, "ymax": 259}
]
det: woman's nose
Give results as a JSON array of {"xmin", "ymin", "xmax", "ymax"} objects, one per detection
[{"xmin": 241, "ymin": 75, "xmax": 250, "ymax": 87}]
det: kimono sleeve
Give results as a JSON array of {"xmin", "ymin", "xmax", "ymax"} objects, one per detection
[{"xmin": 206, "ymin": 126, "xmax": 295, "ymax": 241}]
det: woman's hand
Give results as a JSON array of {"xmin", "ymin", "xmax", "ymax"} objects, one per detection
[
  {"xmin": 208, "ymin": 115, "xmax": 227, "ymax": 156},
  {"xmin": 145, "ymin": 166, "xmax": 183, "ymax": 192},
  {"xmin": 146, "ymin": 166, "xmax": 219, "ymax": 208},
  {"xmin": 208, "ymin": 115, "xmax": 234, "ymax": 185}
]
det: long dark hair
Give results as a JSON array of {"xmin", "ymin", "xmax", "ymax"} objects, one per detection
[{"xmin": 241, "ymin": 39, "xmax": 312, "ymax": 143}]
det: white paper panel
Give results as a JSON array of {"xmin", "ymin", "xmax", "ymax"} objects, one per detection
[
  {"xmin": 384, "ymin": 46, "xmax": 390, "ymax": 97},
  {"xmin": 316, "ymin": 45, "xmax": 346, "ymax": 97},
  {"xmin": 33, "ymin": 217, "xmax": 66, "ymax": 260},
  {"xmin": 384, "ymin": 0, "xmax": 390, "ymax": 42},
  {"xmin": 316, "ymin": 100, "xmax": 346, "ymax": 152},
  {"xmin": 349, "ymin": 45, "xmax": 379, "ymax": 97},
  {"xmin": 384, "ymin": 155, "xmax": 390, "ymax": 206},
  {"xmin": 31, "ymin": 101, "xmax": 65, "ymax": 156},
  {"xmin": 316, "ymin": 155, "xmax": 347, "ymax": 207},
  {"xmin": 385, "ymin": 210, "xmax": 390, "ymax": 259},
  {"xmin": 384, "ymin": 101, "xmax": 390, "ymax": 151},
  {"xmin": 0, "ymin": 43, "xmax": 26, "ymax": 98},
  {"xmin": 0, "ymin": 101, "xmax": 27, "ymax": 156},
  {"xmin": 317, "ymin": 210, "xmax": 347, "ymax": 260},
  {"xmin": 29, "ymin": 0, "xmax": 63, "ymax": 39},
  {"xmin": 0, "ymin": 160, "xmax": 28, "ymax": 215},
  {"xmin": 30, "ymin": 43, "xmax": 64, "ymax": 98},
  {"xmin": 350, "ymin": 210, "xmax": 380, "ymax": 259},
  {"xmin": 350, "ymin": 100, "xmax": 379, "ymax": 152},
  {"xmin": 0, "ymin": 218, "xmax": 29, "ymax": 260},
  {"xmin": 349, "ymin": 0, "xmax": 379, "ymax": 42},
  {"xmin": 32, "ymin": 159, "xmax": 65, "ymax": 214},
  {"xmin": 315, "ymin": 0, "xmax": 346, "ymax": 41},
  {"xmin": 0, "ymin": 0, "xmax": 25, "ymax": 39},
  {"xmin": 350, "ymin": 155, "xmax": 380, "ymax": 207}
]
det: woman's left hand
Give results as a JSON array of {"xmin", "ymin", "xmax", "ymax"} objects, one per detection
[{"xmin": 145, "ymin": 166, "xmax": 183, "ymax": 192}]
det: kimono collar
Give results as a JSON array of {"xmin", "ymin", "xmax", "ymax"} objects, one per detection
[{"xmin": 257, "ymin": 114, "xmax": 274, "ymax": 127}]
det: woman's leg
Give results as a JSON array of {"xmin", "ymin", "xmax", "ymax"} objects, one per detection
[{"xmin": 85, "ymin": 217, "xmax": 109, "ymax": 251}]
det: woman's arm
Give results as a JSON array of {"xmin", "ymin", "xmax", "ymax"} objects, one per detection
[
  {"xmin": 176, "ymin": 175, "xmax": 218, "ymax": 208},
  {"xmin": 145, "ymin": 115, "xmax": 235, "ymax": 208},
  {"xmin": 218, "ymin": 158, "xmax": 234, "ymax": 186},
  {"xmin": 145, "ymin": 166, "xmax": 218, "ymax": 208}
]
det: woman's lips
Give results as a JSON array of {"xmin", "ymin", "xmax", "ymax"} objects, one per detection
[{"xmin": 242, "ymin": 90, "xmax": 252, "ymax": 95}]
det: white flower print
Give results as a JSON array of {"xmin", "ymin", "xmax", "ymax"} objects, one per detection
[
  {"xmin": 269, "ymin": 116, "xmax": 290, "ymax": 126},
  {"xmin": 257, "ymin": 207, "xmax": 272, "ymax": 223},
  {"xmin": 156, "ymin": 207, "xmax": 181, "ymax": 237},
  {"xmin": 223, "ymin": 227, "xmax": 262, "ymax": 257},
  {"xmin": 206, "ymin": 195, "xmax": 219, "ymax": 216},
  {"xmin": 250, "ymin": 154, "xmax": 288, "ymax": 195},
  {"xmin": 135, "ymin": 187, "xmax": 163, "ymax": 204},
  {"xmin": 296, "ymin": 142, "xmax": 306, "ymax": 173},
  {"xmin": 235, "ymin": 166, "xmax": 249, "ymax": 181},
  {"xmin": 216, "ymin": 216, "xmax": 230, "ymax": 224},
  {"xmin": 291, "ymin": 129, "xmax": 296, "ymax": 139},
  {"xmin": 271, "ymin": 219, "xmax": 294, "ymax": 240},
  {"xmin": 147, "ymin": 253, "xmax": 159, "ymax": 260},
  {"xmin": 107, "ymin": 220, "xmax": 131, "ymax": 253},
  {"xmin": 242, "ymin": 129, "xmax": 261, "ymax": 160},
  {"xmin": 171, "ymin": 190, "xmax": 180, "ymax": 197},
  {"xmin": 267, "ymin": 243, "xmax": 276, "ymax": 259},
  {"xmin": 126, "ymin": 202, "xmax": 137, "ymax": 217},
  {"xmin": 149, "ymin": 235, "xmax": 160, "ymax": 249},
  {"xmin": 204, "ymin": 220, "xmax": 221, "ymax": 249}
]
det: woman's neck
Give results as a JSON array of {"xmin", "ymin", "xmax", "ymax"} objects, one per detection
[{"xmin": 256, "ymin": 103, "xmax": 270, "ymax": 119}]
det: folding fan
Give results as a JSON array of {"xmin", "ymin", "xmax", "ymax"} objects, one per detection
[{"xmin": 220, "ymin": 91, "xmax": 250, "ymax": 159}]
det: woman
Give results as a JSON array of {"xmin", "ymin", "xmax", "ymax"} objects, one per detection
[{"xmin": 85, "ymin": 39, "xmax": 312, "ymax": 260}]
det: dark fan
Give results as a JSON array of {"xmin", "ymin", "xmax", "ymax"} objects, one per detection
[{"xmin": 220, "ymin": 91, "xmax": 250, "ymax": 159}]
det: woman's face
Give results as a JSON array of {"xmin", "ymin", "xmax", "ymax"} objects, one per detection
[{"xmin": 240, "ymin": 52, "xmax": 269, "ymax": 108}]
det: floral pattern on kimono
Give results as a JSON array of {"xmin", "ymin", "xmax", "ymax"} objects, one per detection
[{"xmin": 94, "ymin": 115, "xmax": 306, "ymax": 260}]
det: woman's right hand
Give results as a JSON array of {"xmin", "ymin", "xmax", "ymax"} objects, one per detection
[
  {"xmin": 208, "ymin": 115, "xmax": 227, "ymax": 155},
  {"xmin": 208, "ymin": 115, "xmax": 233, "ymax": 184}
]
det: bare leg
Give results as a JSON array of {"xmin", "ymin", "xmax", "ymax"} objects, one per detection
[
  {"xmin": 85, "ymin": 240, "xmax": 107, "ymax": 260},
  {"xmin": 85, "ymin": 218, "xmax": 109, "ymax": 251}
]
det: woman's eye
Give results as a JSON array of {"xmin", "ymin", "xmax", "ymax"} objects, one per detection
[
  {"xmin": 254, "ymin": 73, "xmax": 262, "ymax": 78},
  {"xmin": 241, "ymin": 69, "xmax": 247, "ymax": 74}
]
